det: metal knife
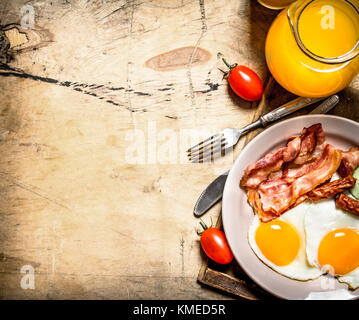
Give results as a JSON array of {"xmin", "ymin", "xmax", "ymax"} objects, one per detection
[{"xmin": 193, "ymin": 94, "xmax": 340, "ymax": 217}]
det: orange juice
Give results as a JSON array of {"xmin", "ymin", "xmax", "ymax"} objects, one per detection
[
  {"xmin": 265, "ymin": 0, "xmax": 359, "ymax": 97},
  {"xmin": 258, "ymin": 0, "xmax": 296, "ymax": 9}
]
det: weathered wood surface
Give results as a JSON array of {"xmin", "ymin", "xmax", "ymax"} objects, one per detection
[{"xmin": 0, "ymin": 0, "xmax": 358, "ymax": 300}]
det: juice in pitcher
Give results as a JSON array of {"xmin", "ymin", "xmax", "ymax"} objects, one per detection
[{"xmin": 265, "ymin": 0, "xmax": 359, "ymax": 97}]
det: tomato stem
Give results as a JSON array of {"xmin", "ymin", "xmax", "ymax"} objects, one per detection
[
  {"xmin": 199, "ymin": 219, "xmax": 208, "ymax": 231},
  {"xmin": 218, "ymin": 67, "xmax": 229, "ymax": 80},
  {"xmin": 222, "ymin": 58, "xmax": 237, "ymax": 71},
  {"xmin": 196, "ymin": 219, "xmax": 209, "ymax": 236},
  {"xmin": 196, "ymin": 218, "xmax": 215, "ymax": 236},
  {"xmin": 219, "ymin": 57, "xmax": 238, "ymax": 80}
]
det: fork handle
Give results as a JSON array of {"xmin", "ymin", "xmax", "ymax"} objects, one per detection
[{"xmin": 259, "ymin": 97, "xmax": 324, "ymax": 127}]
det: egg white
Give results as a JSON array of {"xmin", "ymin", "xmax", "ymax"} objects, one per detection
[
  {"xmin": 248, "ymin": 202, "xmax": 324, "ymax": 281},
  {"xmin": 305, "ymin": 198, "xmax": 359, "ymax": 289}
]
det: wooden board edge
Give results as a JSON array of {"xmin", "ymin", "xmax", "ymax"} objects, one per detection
[{"xmin": 197, "ymin": 266, "xmax": 260, "ymax": 300}]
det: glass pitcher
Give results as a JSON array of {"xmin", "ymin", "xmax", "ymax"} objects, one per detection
[{"xmin": 265, "ymin": 0, "xmax": 359, "ymax": 97}]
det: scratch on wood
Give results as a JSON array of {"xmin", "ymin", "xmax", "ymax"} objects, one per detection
[
  {"xmin": 180, "ymin": 235, "xmax": 185, "ymax": 274},
  {"xmin": 0, "ymin": 172, "xmax": 71, "ymax": 211},
  {"xmin": 194, "ymin": 81, "xmax": 220, "ymax": 94},
  {"xmin": 133, "ymin": 91, "xmax": 151, "ymax": 96},
  {"xmin": 100, "ymin": 3, "xmax": 129, "ymax": 21},
  {"xmin": 126, "ymin": 2, "xmax": 136, "ymax": 116},
  {"xmin": 187, "ymin": 0, "xmax": 208, "ymax": 109},
  {"xmin": 165, "ymin": 115, "xmax": 178, "ymax": 120},
  {"xmin": 0, "ymin": 68, "xmax": 137, "ymax": 111},
  {"xmin": 111, "ymin": 228, "xmax": 136, "ymax": 241}
]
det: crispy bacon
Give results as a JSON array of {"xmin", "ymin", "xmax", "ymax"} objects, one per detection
[
  {"xmin": 240, "ymin": 124, "xmax": 351, "ymax": 222},
  {"xmin": 338, "ymin": 147, "xmax": 359, "ymax": 177},
  {"xmin": 288, "ymin": 195, "xmax": 308, "ymax": 210},
  {"xmin": 336, "ymin": 193, "xmax": 359, "ymax": 216},
  {"xmin": 240, "ymin": 136, "xmax": 301, "ymax": 189},
  {"xmin": 240, "ymin": 124, "xmax": 324, "ymax": 189},
  {"xmin": 293, "ymin": 123, "xmax": 326, "ymax": 165},
  {"xmin": 307, "ymin": 176, "xmax": 355, "ymax": 201},
  {"xmin": 249, "ymin": 144, "xmax": 342, "ymax": 222},
  {"xmin": 247, "ymin": 189, "xmax": 278, "ymax": 222}
]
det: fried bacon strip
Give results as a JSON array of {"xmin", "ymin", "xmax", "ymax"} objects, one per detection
[
  {"xmin": 307, "ymin": 176, "xmax": 355, "ymax": 201},
  {"xmin": 248, "ymin": 145, "xmax": 342, "ymax": 222},
  {"xmin": 293, "ymin": 123, "xmax": 326, "ymax": 165},
  {"xmin": 338, "ymin": 147, "xmax": 359, "ymax": 177},
  {"xmin": 336, "ymin": 193, "xmax": 359, "ymax": 216},
  {"xmin": 240, "ymin": 124, "xmax": 324, "ymax": 189},
  {"xmin": 247, "ymin": 189, "xmax": 276, "ymax": 223},
  {"xmin": 240, "ymin": 136, "xmax": 301, "ymax": 189}
]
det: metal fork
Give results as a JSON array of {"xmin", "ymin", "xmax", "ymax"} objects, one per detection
[{"xmin": 187, "ymin": 96, "xmax": 334, "ymax": 163}]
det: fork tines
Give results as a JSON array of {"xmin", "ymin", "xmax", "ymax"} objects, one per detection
[{"xmin": 187, "ymin": 133, "xmax": 227, "ymax": 163}]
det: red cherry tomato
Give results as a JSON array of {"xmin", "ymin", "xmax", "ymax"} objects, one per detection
[
  {"xmin": 198, "ymin": 221, "xmax": 233, "ymax": 264},
  {"xmin": 228, "ymin": 65, "xmax": 263, "ymax": 102}
]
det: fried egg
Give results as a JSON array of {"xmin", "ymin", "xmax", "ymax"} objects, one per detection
[
  {"xmin": 305, "ymin": 198, "xmax": 359, "ymax": 289},
  {"xmin": 248, "ymin": 202, "xmax": 323, "ymax": 280}
]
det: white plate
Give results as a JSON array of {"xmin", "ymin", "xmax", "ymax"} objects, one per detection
[{"xmin": 222, "ymin": 115, "xmax": 359, "ymax": 300}]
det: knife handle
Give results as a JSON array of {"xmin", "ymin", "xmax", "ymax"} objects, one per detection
[
  {"xmin": 310, "ymin": 95, "xmax": 339, "ymax": 114},
  {"xmin": 259, "ymin": 97, "xmax": 323, "ymax": 127}
]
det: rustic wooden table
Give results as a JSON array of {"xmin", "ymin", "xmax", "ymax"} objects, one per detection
[{"xmin": 0, "ymin": 0, "xmax": 358, "ymax": 299}]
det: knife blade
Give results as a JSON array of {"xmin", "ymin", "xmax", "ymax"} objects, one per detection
[
  {"xmin": 194, "ymin": 171, "xmax": 229, "ymax": 217},
  {"xmin": 193, "ymin": 95, "xmax": 340, "ymax": 217}
]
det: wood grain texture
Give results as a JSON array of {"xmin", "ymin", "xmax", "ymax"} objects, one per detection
[{"xmin": 0, "ymin": 0, "xmax": 358, "ymax": 300}]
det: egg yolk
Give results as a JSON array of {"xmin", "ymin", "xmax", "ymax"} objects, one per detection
[
  {"xmin": 318, "ymin": 228, "xmax": 359, "ymax": 275},
  {"xmin": 255, "ymin": 220, "xmax": 300, "ymax": 266}
]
